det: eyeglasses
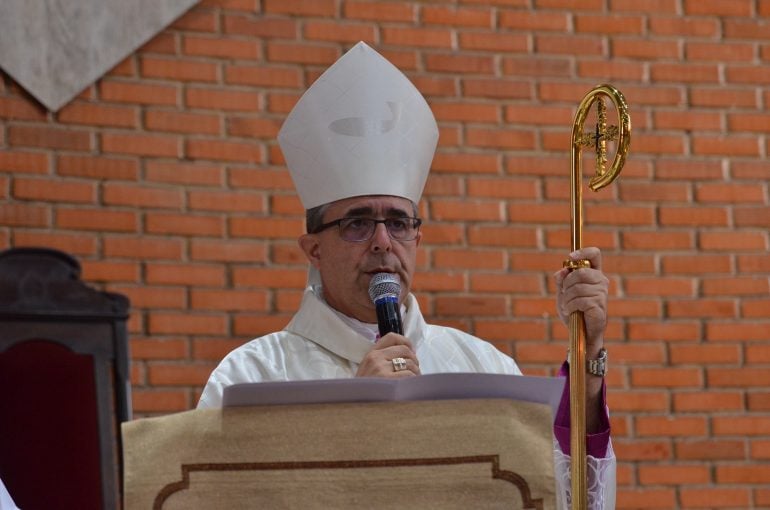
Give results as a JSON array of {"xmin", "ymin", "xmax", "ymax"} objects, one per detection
[{"xmin": 313, "ymin": 217, "xmax": 422, "ymax": 242}]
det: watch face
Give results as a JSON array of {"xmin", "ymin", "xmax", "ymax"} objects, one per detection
[{"xmin": 589, "ymin": 349, "xmax": 607, "ymax": 376}]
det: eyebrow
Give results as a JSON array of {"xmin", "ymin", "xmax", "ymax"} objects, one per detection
[{"xmin": 343, "ymin": 206, "xmax": 410, "ymax": 218}]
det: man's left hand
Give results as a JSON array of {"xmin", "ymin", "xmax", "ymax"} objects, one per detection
[
  {"xmin": 554, "ymin": 247, "xmax": 609, "ymax": 354},
  {"xmin": 554, "ymin": 247, "xmax": 610, "ymax": 433}
]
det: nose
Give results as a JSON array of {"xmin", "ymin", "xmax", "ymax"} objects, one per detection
[{"xmin": 369, "ymin": 222, "xmax": 392, "ymax": 252}]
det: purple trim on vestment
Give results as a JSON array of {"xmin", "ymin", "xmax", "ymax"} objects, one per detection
[{"xmin": 553, "ymin": 361, "xmax": 611, "ymax": 458}]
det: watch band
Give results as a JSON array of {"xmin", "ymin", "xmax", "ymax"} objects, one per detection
[{"xmin": 587, "ymin": 347, "xmax": 608, "ymax": 377}]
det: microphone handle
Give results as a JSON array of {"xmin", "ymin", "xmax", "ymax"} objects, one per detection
[{"xmin": 375, "ymin": 295, "xmax": 403, "ymax": 336}]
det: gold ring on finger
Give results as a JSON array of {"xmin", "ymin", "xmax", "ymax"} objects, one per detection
[{"xmin": 391, "ymin": 357, "xmax": 407, "ymax": 372}]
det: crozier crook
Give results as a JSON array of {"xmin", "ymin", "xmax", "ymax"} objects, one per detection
[{"xmin": 567, "ymin": 84, "xmax": 630, "ymax": 509}]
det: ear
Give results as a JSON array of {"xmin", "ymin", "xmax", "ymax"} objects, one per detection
[
  {"xmin": 298, "ymin": 233, "xmax": 321, "ymax": 270},
  {"xmin": 415, "ymin": 230, "xmax": 422, "ymax": 248}
]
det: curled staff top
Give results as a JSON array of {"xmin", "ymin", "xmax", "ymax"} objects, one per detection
[{"xmin": 570, "ymin": 84, "xmax": 631, "ymax": 192}]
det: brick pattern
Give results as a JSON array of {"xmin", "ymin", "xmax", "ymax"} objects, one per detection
[{"xmin": 1, "ymin": 1, "xmax": 769, "ymax": 506}]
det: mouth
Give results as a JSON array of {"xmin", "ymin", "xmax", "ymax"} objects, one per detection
[{"xmin": 365, "ymin": 266, "xmax": 397, "ymax": 275}]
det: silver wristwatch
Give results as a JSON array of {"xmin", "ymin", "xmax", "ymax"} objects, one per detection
[{"xmin": 587, "ymin": 348, "xmax": 608, "ymax": 377}]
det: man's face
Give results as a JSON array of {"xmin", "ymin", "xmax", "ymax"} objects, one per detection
[{"xmin": 298, "ymin": 195, "xmax": 422, "ymax": 323}]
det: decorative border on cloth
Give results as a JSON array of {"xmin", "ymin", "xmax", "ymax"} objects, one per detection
[{"xmin": 153, "ymin": 454, "xmax": 544, "ymax": 510}]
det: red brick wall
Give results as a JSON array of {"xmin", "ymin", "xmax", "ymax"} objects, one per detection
[{"xmin": 1, "ymin": 0, "xmax": 769, "ymax": 506}]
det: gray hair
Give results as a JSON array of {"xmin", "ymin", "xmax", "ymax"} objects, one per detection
[{"xmin": 305, "ymin": 203, "xmax": 330, "ymax": 234}]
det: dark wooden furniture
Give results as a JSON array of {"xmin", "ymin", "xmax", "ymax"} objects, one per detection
[{"xmin": 0, "ymin": 247, "xmax": 131, "ymax": 510}]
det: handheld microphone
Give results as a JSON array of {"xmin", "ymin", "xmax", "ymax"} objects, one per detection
[{"xmin": 368, "ymin": 272, "xmax": 403, "ymax": 336}]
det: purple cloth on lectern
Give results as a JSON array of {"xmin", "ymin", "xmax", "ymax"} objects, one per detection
[{"xmin": 553, "ymin": 361, "xmax": 611, "ymax": 458}]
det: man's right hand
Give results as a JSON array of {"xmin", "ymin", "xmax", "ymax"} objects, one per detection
[{"xmin": 355, "ymin": 333, "xmax": 420, "ymax": 377}]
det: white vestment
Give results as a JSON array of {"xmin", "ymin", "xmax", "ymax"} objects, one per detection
[
  {"xmin": 0, "ymin": 477, "xmax": 19, "ymax": 510},
  {"xmin": 199, "ymin": 286, "xmax": 616, "ymax": 508}
]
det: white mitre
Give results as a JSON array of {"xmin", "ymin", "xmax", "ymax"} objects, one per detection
[{"xmin": 278, "ymin": 42, "xmax": 439, "ymax": 210}]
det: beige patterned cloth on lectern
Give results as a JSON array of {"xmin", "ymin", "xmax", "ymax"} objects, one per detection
[{"xmin": 123, "ymin": 399, "xmax": 556, "ymax": 509}]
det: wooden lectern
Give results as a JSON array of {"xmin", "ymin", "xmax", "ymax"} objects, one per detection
[{"xmin": 123, "ymin": 397, "xmax": 558, "ymax": 509}]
